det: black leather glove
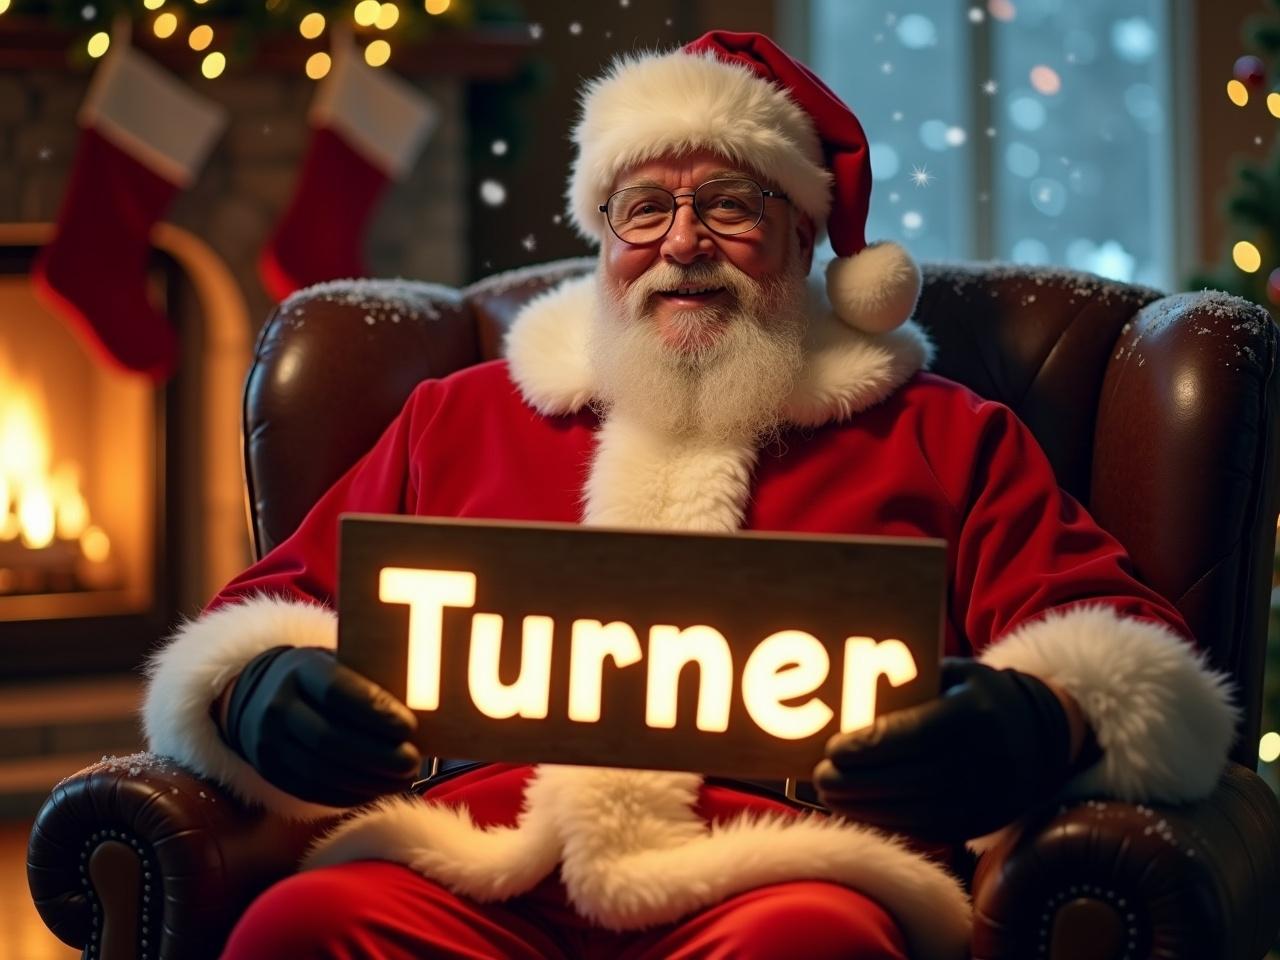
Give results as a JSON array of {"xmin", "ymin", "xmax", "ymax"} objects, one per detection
[
  {"xmin": 814, "ymin": 658, "xmax": 1086, "ymax": 841},
  {"xmin": 219, "ymin": 646, "xmax": 422, "ymax": 807}
]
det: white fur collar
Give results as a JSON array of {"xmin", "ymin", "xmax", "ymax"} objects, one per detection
[{"xmin": 504, "ymin": 270, "xmax": 934, "ymax": 427}]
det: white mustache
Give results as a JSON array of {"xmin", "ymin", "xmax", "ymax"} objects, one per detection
[{"xmin": 626, "ymin": 262, "xmax": 754, "ymax": 312}]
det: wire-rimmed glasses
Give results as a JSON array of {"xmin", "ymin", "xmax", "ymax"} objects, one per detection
[{"xmin": 599, "ymin": 177, "xmax": 788, "ymax": 245}]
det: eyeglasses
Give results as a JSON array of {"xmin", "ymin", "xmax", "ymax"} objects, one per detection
[{"xmin": 599, "ymin": 177, "xmax": 788, "ymax": 245}]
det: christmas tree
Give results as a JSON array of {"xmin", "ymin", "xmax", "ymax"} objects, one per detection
[{"xmin": 1189, "ymin": 1, "xmax": 1280, "ymax": 796}]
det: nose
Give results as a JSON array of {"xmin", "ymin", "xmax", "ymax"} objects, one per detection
[{"xmin": 660, "ymin": 196, "xmax": 715, "ymax": 265}]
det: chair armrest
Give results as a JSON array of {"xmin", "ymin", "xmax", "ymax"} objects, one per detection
[
  {"xmin": 970, "ymin": 762, "xmax": 1280, "ymax": 960},
  {"xmin": 27, "ymin": 753, "xmax": 337, "ymax": 960}
]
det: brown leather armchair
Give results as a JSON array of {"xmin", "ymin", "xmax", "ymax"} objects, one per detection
[{"xmin": 28, "ymin": 259, "xmax": 1280, "ymax": 960}]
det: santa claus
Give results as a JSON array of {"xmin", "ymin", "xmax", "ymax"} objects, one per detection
[{"xmin": 143, "ymin": 31, "xmax": 1237, "ymax": 960}]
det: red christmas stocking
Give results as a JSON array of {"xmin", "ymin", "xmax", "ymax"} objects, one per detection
[
  {"xmin": 259, "ymin": 41, "xmax": 438, "ymax": 301},
  {"xmin": 32, "ymin": 43, "xmax": 226, "ymax": 381}
]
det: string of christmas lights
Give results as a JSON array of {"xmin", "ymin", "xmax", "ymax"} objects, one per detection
[{"xmin": 0, "ymin": 0, "xmax": 465, "ymax": 78}]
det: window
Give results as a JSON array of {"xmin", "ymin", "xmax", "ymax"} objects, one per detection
[{"xmin": 797, "ymin": 0, "xmax": 1179, "ymax": 288}]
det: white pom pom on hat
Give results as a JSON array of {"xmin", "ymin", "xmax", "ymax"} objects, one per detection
[{"xmin": 568, "ymin": 29, "xmax": 921, "ymax": 334}]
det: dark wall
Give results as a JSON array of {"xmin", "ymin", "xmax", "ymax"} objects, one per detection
[{"xmin": 467, "ymin": 0, "xmax": 775, "ymax": 279}]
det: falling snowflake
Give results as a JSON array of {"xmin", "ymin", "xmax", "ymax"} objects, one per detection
[
  {"xmin": 902, "ymin": 210, "xmax": 924, "ymax": 231},
  {"xmin": 522, "ymin": 234, "xmax": 538, "ymax": 252},
  {"xmin": 986, "ymin": 127, "xmax": 997, "ymax": 137},
  {"xmin": 1256, "ymin": 135, "xmax": 1264, "ymax": 145},
  {"xmin": 529, "ymin": 22, "xmax": 543, "ymax": 39},
  {"xmin": 968, "ymin": 6, "xmax": 984, "ymax": 22},
  {"xmin": 910, "ymin": 164, "xmax": 934, "ymax": 187},
  {"xmin": 552, "ymin": 213, "xmax": 563, "ymax": 224},
  {"xmin": 664, "ymin": 17, "xmax": 672, "ymax": 26},
  {"xmin": 569, "ymin": 21, "xmax": 582, "ymax": 35},
  {"xmin": 892, "ymin": 111, "xmax": 904, "ymax": 122},
  {"xmin": 982, "ymin": 79, "xmax": 998, "ymax": 95},
  {"xmin": 491, "ymin": 139, "xmax": 508, "ymax": 156},
  {"xmin": 888, "ymin": 191, "xmax": 900, "ymax": 204},
  {"xmin": 881, "ymin": 62, "xmax": 894, "ymax": 75},
  {"xmin": 620, "ymin": 0, "xmax": 630, "ymax": 5},
  {"xmin": 37, "ymin": 146, "xmax": 52, "ymax": 160},
  {"xmin": 479, "ymin": 179, "xmax": 507, "ymax": 206},
  {"xmin": 978, "ymin": 192, "xmax": 990, "ymax": 203},
  {"xmin": 945, "ymin": 126, "xmax": 967, "ymax": 146},
  {"xmin": 81, "ymin": 4, "xmax": 96, "ymax": 18},
  {"xmin": 605, "ymin": 29, "xmax": 612, "ymax": 37}
]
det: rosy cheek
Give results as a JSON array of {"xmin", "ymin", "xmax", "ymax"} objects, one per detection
[{"xmin": 604, "ymin": 241, "xmax": 655, "ymax": 286}]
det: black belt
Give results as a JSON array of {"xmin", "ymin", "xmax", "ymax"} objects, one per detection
[{"xmin": 414, "ymin": 758, "xmax": 827, "ymax": 812}]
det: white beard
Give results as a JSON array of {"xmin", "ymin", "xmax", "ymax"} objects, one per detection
[{"xmin": 588, "ymin": 253, "xmax": 808, "ymax": 445}]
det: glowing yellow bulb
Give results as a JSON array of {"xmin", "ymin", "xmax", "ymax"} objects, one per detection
[
  {"xmin": 1260, "ymin": 731, "xmax": 1280, "ymax": 762},
  {"xmin": 1261, "ymin": 731, "xmax": 1280, "ymax": 764},
  {"xmin": 194, "ymin": 0, "xmax": 209, "ymax": 4},
  {"xmin": 375, "ymin": 2, "xmax": 399, "ymax": 29},
  {"xmin": 1233, "ymin": 240, "xmax": 1263, "ymax": 273},
  {"xmin": 188, "ymin": 24, "xmax": 213, "ymax": 50},
  {"xmin": 353, "ymin": 0, "xmax": 380, "ymax": 25},
  {"xmin": 86, "ymin": 31, "xmax": 110, "ymax": 57},
  {"xmin": 364, "ymin": 38, "xmax": 390, "ymax": 67},
  {"xmin": 201, "ymin": 50, "xmax": 225, "ymax": 78},
  {"xmin": 299, "ymin": 12, "xmax": 326, "ymax": 38},
  {"xmin": 305, "ymin": 51, "xmax": 332, "ymax": 80},
  {"xmin": 424, "ymin": 0, "xmax": 449, "ymax": 13},
  {"xmin": 142, "ymin": 0, "xmax": 164, "ymax": 9},
  {"xmin": 153, "ymin": 12, "xmax": 177, "ymax": 38},
  {"xmin": 1268, "ymin": 92, "xmax": 1280, "ymax": 119},
  {"xmin": 1227, "ymin": 79, "xmax": 1249, "ymax": 107},
  {"xmin": 0, "ymin": 0, "xmax": 11, "ymax": 15}
]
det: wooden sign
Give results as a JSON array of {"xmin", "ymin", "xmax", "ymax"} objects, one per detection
[{"xmin": 337, "ymin": 515, "xmax": 946, "ymax": 779}]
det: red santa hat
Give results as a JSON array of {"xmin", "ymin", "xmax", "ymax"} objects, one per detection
[{"xmin": 568, "ymin": 30, "xmax": 921, "ymax": 335}]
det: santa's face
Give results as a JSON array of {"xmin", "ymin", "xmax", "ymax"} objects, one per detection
[{"xmin": 601, "ymin": 149, "xmax": 813, "ymax": 356}]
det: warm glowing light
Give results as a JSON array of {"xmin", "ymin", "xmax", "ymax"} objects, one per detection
[
  {"xmin": 1233, "ymin": 240, "xmax": 1262, "ymax": 273},
  {"xmin": 1269, "ymin": 93, "xmax": 1280, "ymax": 119},
  {"xmin": 742, "ymin": 630, "xmax": 833, "ymax": 740},
  {"xmin": 1029, "ymin": 65, "xmax": 1061, "ymax": 96},
  {"xmin": 364, "ymin": 38, "xmax": 390, "ymax": 66},
  {"xmin": 86, "ymin": 31, "xmax": 110, "ymax": 57},
  {"xmin": 201, "ymin": 51, "xmax": 225, "ymax": 78},
  {"xmin": 0, "ymin": 355, "xmax": 105, "ymax": 555},
  {"xmin": 646, "ymin": 625, "xmax": 733, "ymax": 731},
  {"xmin": 380, "ymin": 567, "xmax": 477, "ymax": 710},
  {"xmin": 468, "ymin": 614, "xmax": 553, "ymax": 719},
  {"xmin": 188, "ymin": 24, "xmax": 213, "ymax": 50},
  {"xmin": 153, "ymin": 12, "xmax": 177, "ymax": 38},
  {"xmin": 299, "ymin": 11, "xmax": 325, "ymax": 38},
  {"xmin": 1261, "ymin": 731, "xmax": 1280, "ymax": 763},
  {"xmin": 568, "ymin": 620, "xmax": 643, "ymax": 722},
  {"xmin": 353, "ymin": 0, "xmax": 380, "ymax": 25},
  {"xmin": 17, "ymin": 483, "xmax": 54, "ymax": 549},
  {"xmin": 305, "ymin": 51, "xmax": 331, "ymax": 80},
  {"xmin": 841, "ymin": 637, "xmax": 918, "ymax": 731},
  {"xmin": 424, "ymin": 0, "xmax": 450, "ymax": 13},
  {"xmin": 0, "ymin": 0, "xmax": 11, "ymax": 15},
  {"xmin": 1227, "ymin": 79, "xmax": 1249, "ymax": 107},
  {"xmin": 142, "ymin": 0, "xmax": 164, "ymax": 9},
  {"xmin": 375, "ymin": 2, "xmax": 399, "ymax": 28},
  {"xmin": 80, "ymin": 525, "xmax": 110, "ymax": 564}
]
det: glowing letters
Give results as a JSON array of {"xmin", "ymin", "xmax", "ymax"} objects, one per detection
[{"xmin": 378, "ymin": 567, "xmax": 919, "ymax": 740}]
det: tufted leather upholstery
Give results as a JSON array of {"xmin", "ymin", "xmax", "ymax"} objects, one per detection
[{"xmin": 31, "ymin": 259, "xmax": 1280, "ymax": 960}]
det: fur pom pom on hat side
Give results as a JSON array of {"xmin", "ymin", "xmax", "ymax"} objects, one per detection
[{"xmin": 568, "ymin": 29, "xmax": 921, "ymax": 334}]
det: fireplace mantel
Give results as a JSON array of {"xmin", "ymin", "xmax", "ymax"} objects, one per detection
[{"xmin": 0, "ymin": 19, "xmax": 531, "ymax": 79}]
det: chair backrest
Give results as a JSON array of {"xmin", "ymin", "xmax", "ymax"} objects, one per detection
[{"xmin": 244, "ymin": 259, "xmax": 1280, "ymax": 765}]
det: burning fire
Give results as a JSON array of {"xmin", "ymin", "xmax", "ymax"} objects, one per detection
[{"xmin": 0, "ymin": 354, "xmax": 109, "ymax": 560}]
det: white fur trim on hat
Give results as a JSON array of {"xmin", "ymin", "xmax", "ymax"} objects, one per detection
[
  {"xmin": 142, "ymin": 593, "xmax": 345, "ymax": 820},
  {"xmin": 568, "ymin": 49, "xmax": 831, "ymax": 244},
  {"xmin": 979, "ymin": 604, "xmax": 1238, "ymax": 804},
  {"xmin": 825, "ymin": 241, "xmax": 922, "ymax": 334}
]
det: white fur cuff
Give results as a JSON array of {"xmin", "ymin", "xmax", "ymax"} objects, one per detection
[
  {"xmin": 142, "ymin": 593, "xmax": 345, "ymax": 819},
  {"xmin": 980, "ymin": 604, "xmax": 1238, "ymax": 803}
]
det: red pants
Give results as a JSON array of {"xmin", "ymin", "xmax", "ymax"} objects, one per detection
[{"xmin": 222, "ymin": 766, "xmax": 909, "ymax": 960}]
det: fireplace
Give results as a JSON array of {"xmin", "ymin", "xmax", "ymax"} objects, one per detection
[{"xmin": 0, "ymin": 223, "xmax": 252, "ymax": 679}]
